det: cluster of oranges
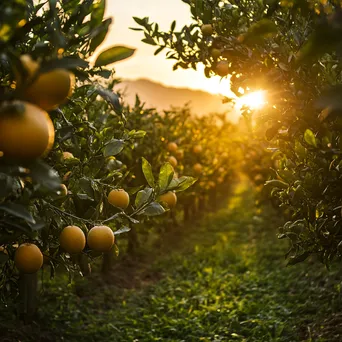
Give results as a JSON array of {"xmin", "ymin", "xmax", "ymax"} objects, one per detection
[
  {"xmin": 0, "ymin": 55, "xmax": 74, "ymax": 160},
  {"xmin": 13, "ymin": 188, "xmax": 130, "ymax": 274},
  {"xmin": 200, "ymin": 24, "xmax": 229, "ymax": 77},
  {"xmin": 167, "ymin": 141, "xmax": 204, "ymax": 177},
  {"xmin": 0, "ymin": 55, "xmax": 77, "ymax": 274},
  {"xmin": 0, "ymin": 56, "xmax": 135, "ymax": 275},
  {"xmin": 161, "ymin": 141, "xmax": 206, "ymax": 208}
]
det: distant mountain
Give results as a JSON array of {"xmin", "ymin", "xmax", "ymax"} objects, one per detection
[{"xmin": 115, "ymin": 79, "xmax": 238, "ymax": 121}]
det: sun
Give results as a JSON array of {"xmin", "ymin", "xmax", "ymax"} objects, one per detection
[{"xmin": 237, "ymin": 90, "xmax": 266, "ymax": 109}]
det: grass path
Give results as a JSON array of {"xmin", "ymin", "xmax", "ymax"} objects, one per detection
[{"xmin": 3, "ymin": 181, "xmax": 342, "ymax": 341}]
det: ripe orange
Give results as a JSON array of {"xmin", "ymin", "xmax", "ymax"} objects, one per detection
[
  {"xmin": 216, "ymin": 61, "xmax": 229, "ymax": 77},
  {"xmin": 217, "ymin": 177, "xmax": 224, "ymax": 184},
  {"xmin": 0, "ymin": 101, "xmax": 55, "ymax": 160},
  {"xmin": 159, "ymin": 191, "xmax": 177, "ymax": 209},
  {"xmin": 193, "ymin": 163, "xmax": 203, "ymax": 175},
  {"xmin": 201, "ymin": 24, "xmax": 213, "ymax": 36},
  {"xmin": 0, "ymin": 246, "xmax": 8, "ymax": 255},
  {"xmin": 175, "ymin": 149, "xmax": 184, "ymax": 160},
  {"xmin": 167, "ymin": 142, "xmax": 178, "ymax": 152},
  {"xmin": 62, "ymin": 151, "xmax": 74, "ymax": 160},
  {"xmin": 237, "ymin": 34, "xmax": 245, "ymax": 43},
  {"xmin": 63, "ymin": 171, "xmax": 72, "ymax": 182},
  {"xmin": 193, "ymin": 145, "xmax": 203, "ymax": 154},
  {"xmin": 211, "ymin": 48, "xmax": 221, "ymax": 59},
  {"xmin": 59, "ymin": 225, "xmax": 86, "ymax": 254},
  {"xmin": 14, "ymin": 243, "xmax": 43, "ymax": 274},
  {"xmin": 18, "ymin": 55, "xmax": 75, "ymax": 111},
  {"xmin": 168, "ymin": 156, "xmax": 178, "ymax": 168},
  {"xmin": 209, "ymin": 181, "xmax": 216, "ymax": 188},
  {"xmin": 58, "ymin": 184, "xmax": 68, "ymax": 197},
  {"xmin": 254, "ymin": 174, "xmax": 264, "ymax": 182},
  {"xmin": 87, "ymin": 225, "xmax": 114, "ymax": 252},
  {"xmin": 107, "ymin": 189, "xmax": 130, "ymax": 209}
]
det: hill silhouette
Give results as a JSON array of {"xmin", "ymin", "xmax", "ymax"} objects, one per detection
[{"xmin": 116, "ymin": 79, "xmax": 238, "ymax": 121}]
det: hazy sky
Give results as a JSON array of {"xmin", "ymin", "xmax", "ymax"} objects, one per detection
[{"xmin": 99, "ymin": 0, "xmax": 231, "ymax": 96}]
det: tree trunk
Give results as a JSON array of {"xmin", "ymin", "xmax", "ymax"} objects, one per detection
[
  {"xmin": 127, "ymin": 226, "xmax": 139, "ymax": 255},
  {"xmin": 18, "ymin": 272, "xmax": 38, "ymax": 323}
]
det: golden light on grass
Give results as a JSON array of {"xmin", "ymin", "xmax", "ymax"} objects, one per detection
[{"xmin": 237, "ymin": 90, "xmax": 266, "ymax": 110}]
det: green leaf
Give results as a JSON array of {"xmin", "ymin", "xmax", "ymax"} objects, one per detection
[
  {"xmin": 93, "ymin": 87, "xmax": 122, "ymax": 114},
  {"xmin": 0, "ymin": 203, "xmax": 35, "ymax": 224},
  {"xmin": 287, "ymin": 251, "xmax": 310, "ymax": 266},
  {"xmin": 0, "ymin": 174, "xmax": 15, "ymax": 198},
  {"xmin": 133, "ymin": 17, "xmax": 147, "ymax": 26},
  {"xmin": 103, "ymin": 140, "xmax": 125, "ymax": 157},
  {"xmin": 168, "ymin": 176, "xmax": 197, "ymax": 192},
  {"xmin": 296, "ymin": 20, "xmax": 342, "ymax": 64},
  {"xmin": 142, "ymin": 37, "xmax": 156, "ymax": 46},
  {"xmin": 129, "ymin": 130, "xmax": 146, "ymax": 139},
  {"xmin": 264, "ymin": 180, "xmax": 288, "ymax": 190},
  {"xmin": 316, "ymin": 85, "xmax": 342, "ymax": 112},
  {"xmin": 40, "ymin": 57, "xmax": 88, "ymax": 73},
  {"xmin": 114, "ymin": 226, "xmax": 131, "ymax": 235},
  {"xmin": 135, "ymin": 187, "xmax": 153, "ymax": 209},
  {"xmin": 79, "ymin": 178, "xmax": 95, "ymax": 198},
  {"xmin": 139, "ymin": 202, "xmax": 165, "ymax": 216},
  {"xmin": 242, "ymin": 19, "xmax": 277, "ymax": 44},
  {"xmin": 90, "ymin": 0, "xmax": 105, "ymax": 27},
  {"xmin": 95, "ymin": 46, "xmax": 135, "ymax": 67},
  {"xmin": 265, "ymin": 122, "xmax": 282, "ymax": 141},
  {"xmin": 304, "ymin": 129, "xmax": 317, "ymax": 147},
  {"xmin": 142, "ymin": 158, "xmax": 155, "ymax": 187},
  {"xmin": 28, "ymin": 160, "xmax": 61, "ymax": 191},
  {"xmin": 90, "ymin": 18, "xmax": 112, "ymax": 52},
  {"xmin": 158, "ymin": 163, "xmax": 174, "ymax": 192}
]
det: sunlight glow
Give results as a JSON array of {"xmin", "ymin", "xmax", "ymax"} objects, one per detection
[{"xmin": 237, "ymin": 90, "xmax": 266, "ymax": 110}]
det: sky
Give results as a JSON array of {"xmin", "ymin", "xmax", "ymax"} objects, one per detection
[{"xmin": 98, "ymin": 0, "xmax": 232, "ymax": 97}]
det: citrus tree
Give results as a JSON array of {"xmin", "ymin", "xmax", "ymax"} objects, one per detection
[
  {"xmin": 134, "ymin": 0, "xmax": 342, "ymax": 265},
  {"xmin": 0, "ymin": 0, "xmax": 197, "ymax": 315}
]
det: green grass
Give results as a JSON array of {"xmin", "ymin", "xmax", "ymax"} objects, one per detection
[{"xmin": 2, "ymin": 181, "xmax": 342, "ymax": 341}]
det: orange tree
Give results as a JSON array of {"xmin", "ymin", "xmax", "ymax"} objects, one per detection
[
  {"xmin": 135, "ymin": 0, "xmax": 342, "ymax": 265},
  {"xmin": 0, "ymin": 0, "xmax": 197, "ymax": 311},
  {"xmin": 124, "ymin": 99, "xmax": 239, "ymax": 217}
]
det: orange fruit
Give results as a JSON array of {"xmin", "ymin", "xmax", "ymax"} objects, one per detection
[
  {"xmin": 167, "ymin": 142, "xmax": 178, "ymax": 152},
  {"xmin": 175, "ymin": 149, "xmax": 184, "ymax": 160},
  {"xmin": 209, "ymin": 181, "xmax": 216, "ymax": 188},
  {"xmin": 159, "ymin": 191, "xmax": 177, "ymax": 209},
  {"xmin": 63, "ymin": 171, "xmax": 72, "ymax": 182},
  {"xmin": 107, "ymin": 189, "xmax": 130, "ymax": 209},
  {"xmin": 201, "ymin": 24, "xmax": 213, "ymax": 36},
  {"xmin": 216, "ymin": 61, "xmax": 229, "ymax": 77},
  {"xmin": 0, "ymin": 246, "xmax": 8, "ymax": 255},
  {"xmin": 0, "ymin": 101, "xmax": 55, "ymax": 160},
  {"xmin": 211, "ymin": 48, "xmax": 221, "ymax": 59},
  {"xmin": 87, "ymin": 225, "xmax": 114, "ymax": 252},
  {"xmin": 14, "ymin": 243, "xmax": 43, "ymax": 274},
  {"xmin": 193, "ymin": 145, "xmax": 203, "ymax": 154},
  {"xmin": 168, "ymin": 156, "xmax": 178, "ymax": 168},
  {"xmin": 59, "ymin": 225, "xmax": 86, "ymax": 254},
  {"xmin": 58, "ymin": 184, "xmax": 68, "ymax": 197},
  {"xmin": 218, "ymin": 167, "xmax": 225, "ymax": 174},
  {"xmin": 62, "ymin": 151, "xmax": 74, "ymax": 160},
  {"xmin": 18, "ymin": 55, "xmax": 75, "ymax": 111},
  {"xmin": 193, "ymin": 163, "xmax": 203, "ymax": 175}
]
